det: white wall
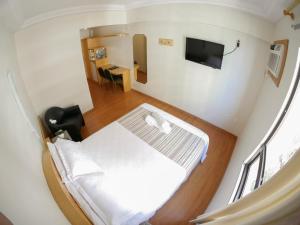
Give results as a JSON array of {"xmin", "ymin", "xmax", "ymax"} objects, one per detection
[
  {"xmin": 127, "ymin": 4, "xmax": 274, "ymax": 42},
  {"xmin": 206, "ymin": 10, "xmax": 300, "ymax": 212},
  {"xmin": 0, "ymin": 23, "xmax": 70, "ymax": 225},
  {"xmin": 99, "ymin": 36, "xmax": 132, "ymax": 68},
  {"xmin": 15, "ymin": 11, "xmax": 127, "ymax": 116},
  {"xmin": 92, "ymin": 24, "xmax": 132, "ymax": 69},
  {"xmin": 127, "ymin": 3, "xmax": 273, "ymax": 135}
]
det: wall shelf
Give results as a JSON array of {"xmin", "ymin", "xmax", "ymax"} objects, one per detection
[{"xmin": 86, "ymin": 33, "xmax": 129, "ymax": 49}]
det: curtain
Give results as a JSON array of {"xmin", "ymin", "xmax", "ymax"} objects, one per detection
[{"xmin": 191, "ymin": 149, "xmax": 300, "ymax": 225}]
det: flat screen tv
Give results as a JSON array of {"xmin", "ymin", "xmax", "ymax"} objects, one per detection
[{"xmin": 185, "ymin": 37, "xmax": 224, "ymax": 69}]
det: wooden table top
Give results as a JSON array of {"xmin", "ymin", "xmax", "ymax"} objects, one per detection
[{"xmin": 101, "ymin": 64, "xmax": 130, "ymax": 76}]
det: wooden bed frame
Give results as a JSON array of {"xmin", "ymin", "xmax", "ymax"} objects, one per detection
[{"xmin": 39, "ymin": 120, "xmax": 93, "ymax": 225}]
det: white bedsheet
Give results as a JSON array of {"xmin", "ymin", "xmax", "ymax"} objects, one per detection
[
  {"xmin": 56, "ymin": 122, "xmax": 186, "ymax": 225},
  {"xmin": 51, "ymin": 103, "xmax": 209, "ymax": 225}
]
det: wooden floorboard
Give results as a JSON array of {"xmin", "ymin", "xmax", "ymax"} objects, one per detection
[
  {"xmin": 137, "ymin": 70, "xmax": 147, "ymax": 84},
  {"xmin": 82, "ymin": 81, "xmax": 237, "ymax": 225}
]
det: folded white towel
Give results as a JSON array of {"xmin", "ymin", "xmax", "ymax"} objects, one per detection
[
  {"xmin": 145, "ymin": 112, "xmax": 172, "ymax": 134},
  {"xmin": 151, "ymin": 112, "xmax": 165, "ymax": 127},
  {"xmin": 145, "ymin": 115, "xmax": 158, "ymax": 127},
  {"xmin": 161, "ymin": 121, "xmax": 172, "ymax": 134}
]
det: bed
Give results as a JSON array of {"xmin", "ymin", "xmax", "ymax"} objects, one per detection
[{"xmin": 42, "ymin": 103, "xmax": 209, "ymax": 225}]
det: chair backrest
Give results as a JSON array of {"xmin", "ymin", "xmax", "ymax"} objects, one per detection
[
  {"xmin": 104, "ymin": 69, "xmax": 113, "ymax": 81},
  {"xmin": 98, "ymin": 67, "xmax": 105, "ymax": 78}
]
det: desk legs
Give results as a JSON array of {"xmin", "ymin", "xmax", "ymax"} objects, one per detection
[{"xmin": 122, "ymin": 70, "xmax": 131, "ymax": 92}]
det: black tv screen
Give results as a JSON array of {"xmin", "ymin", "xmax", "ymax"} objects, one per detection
[{"xmin": 185, "ymin": 37, "xmax": 224, "ymax": 69}]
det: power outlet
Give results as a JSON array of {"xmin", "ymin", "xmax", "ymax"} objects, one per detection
[{"xmin": 159, "ymin": 38, "xmax": 174, "ymax": 46}]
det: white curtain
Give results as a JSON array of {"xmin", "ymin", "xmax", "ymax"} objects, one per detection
[{"xmin": 191, "ymin": 148, "xmax": 300, "ymax": 225}]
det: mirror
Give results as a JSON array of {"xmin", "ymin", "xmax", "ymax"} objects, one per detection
[{"xmin": 133, "ymin": 34, "xmax": 147, "ymax": 84}]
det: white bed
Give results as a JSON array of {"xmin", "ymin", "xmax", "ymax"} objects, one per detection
[{"xmin": 48, "ymin": 103, "xmax": 209, "ymax": 225}]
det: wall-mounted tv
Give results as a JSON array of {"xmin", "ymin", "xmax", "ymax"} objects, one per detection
[{"xmin": 185, "ymin": 37, "xmax": 224, "ymax": 69}]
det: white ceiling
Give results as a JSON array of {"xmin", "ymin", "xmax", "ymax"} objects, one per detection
[{"xmin": 0, "ymin": 0, "xmax": 293, "ymax": 30}]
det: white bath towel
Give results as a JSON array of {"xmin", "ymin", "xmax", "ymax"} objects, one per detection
[
  {"xmin": 145, "ymin": 115, "xmax": 158, "ymax": 127},
  {"xmin": 161, "ymin": 121, "xmax": 172, "ymax": 134},
  {"xmin": 151, "ymin": 112, "xmax": 164, "ymax": 127},
  {"xmin": 145, "ymin": 113, "xmax": 172, "ymax": 134}
]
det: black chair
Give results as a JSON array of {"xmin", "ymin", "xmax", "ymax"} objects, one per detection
[
  {"xmin": 104, "ymin": 69, "xmax": 123, "ymax": 88},
  {"xmin": 98, "ymin": 67, "xmax": 112, "ymax": 86},
  {"xmin": 44, "ymin": 105, "xmax": 85, "ymax": 141}
]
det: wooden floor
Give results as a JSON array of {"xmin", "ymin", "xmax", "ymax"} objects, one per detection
[
  {"xmin": 82, "ymin": 81, "xmax": 237, "ymax": 225},
  {"xmin": 137, "ymin": 70, "xmax": 147, "ymax": 84}
]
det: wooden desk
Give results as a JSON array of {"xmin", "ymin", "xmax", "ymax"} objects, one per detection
[
  {"xmin": 100, "ymin": 64, "xmax": 131, "ymax": 92},
  {"xmin": 134, "ymin": 64, "xmax": 139, "ymax": 81}
]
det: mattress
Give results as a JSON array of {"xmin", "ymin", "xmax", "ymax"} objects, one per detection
[{"xmin": 49, "ymin": 103, "xmax": 209, "ymax": 225}]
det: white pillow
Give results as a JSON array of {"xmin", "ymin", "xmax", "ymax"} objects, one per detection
[
  {"xmin": 54, "ymin": 138, "xmax": 103, "ymax": 181},
  {"xmin": 47, "ymin": 142, "xmax": 67, "ymax": 179}
]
